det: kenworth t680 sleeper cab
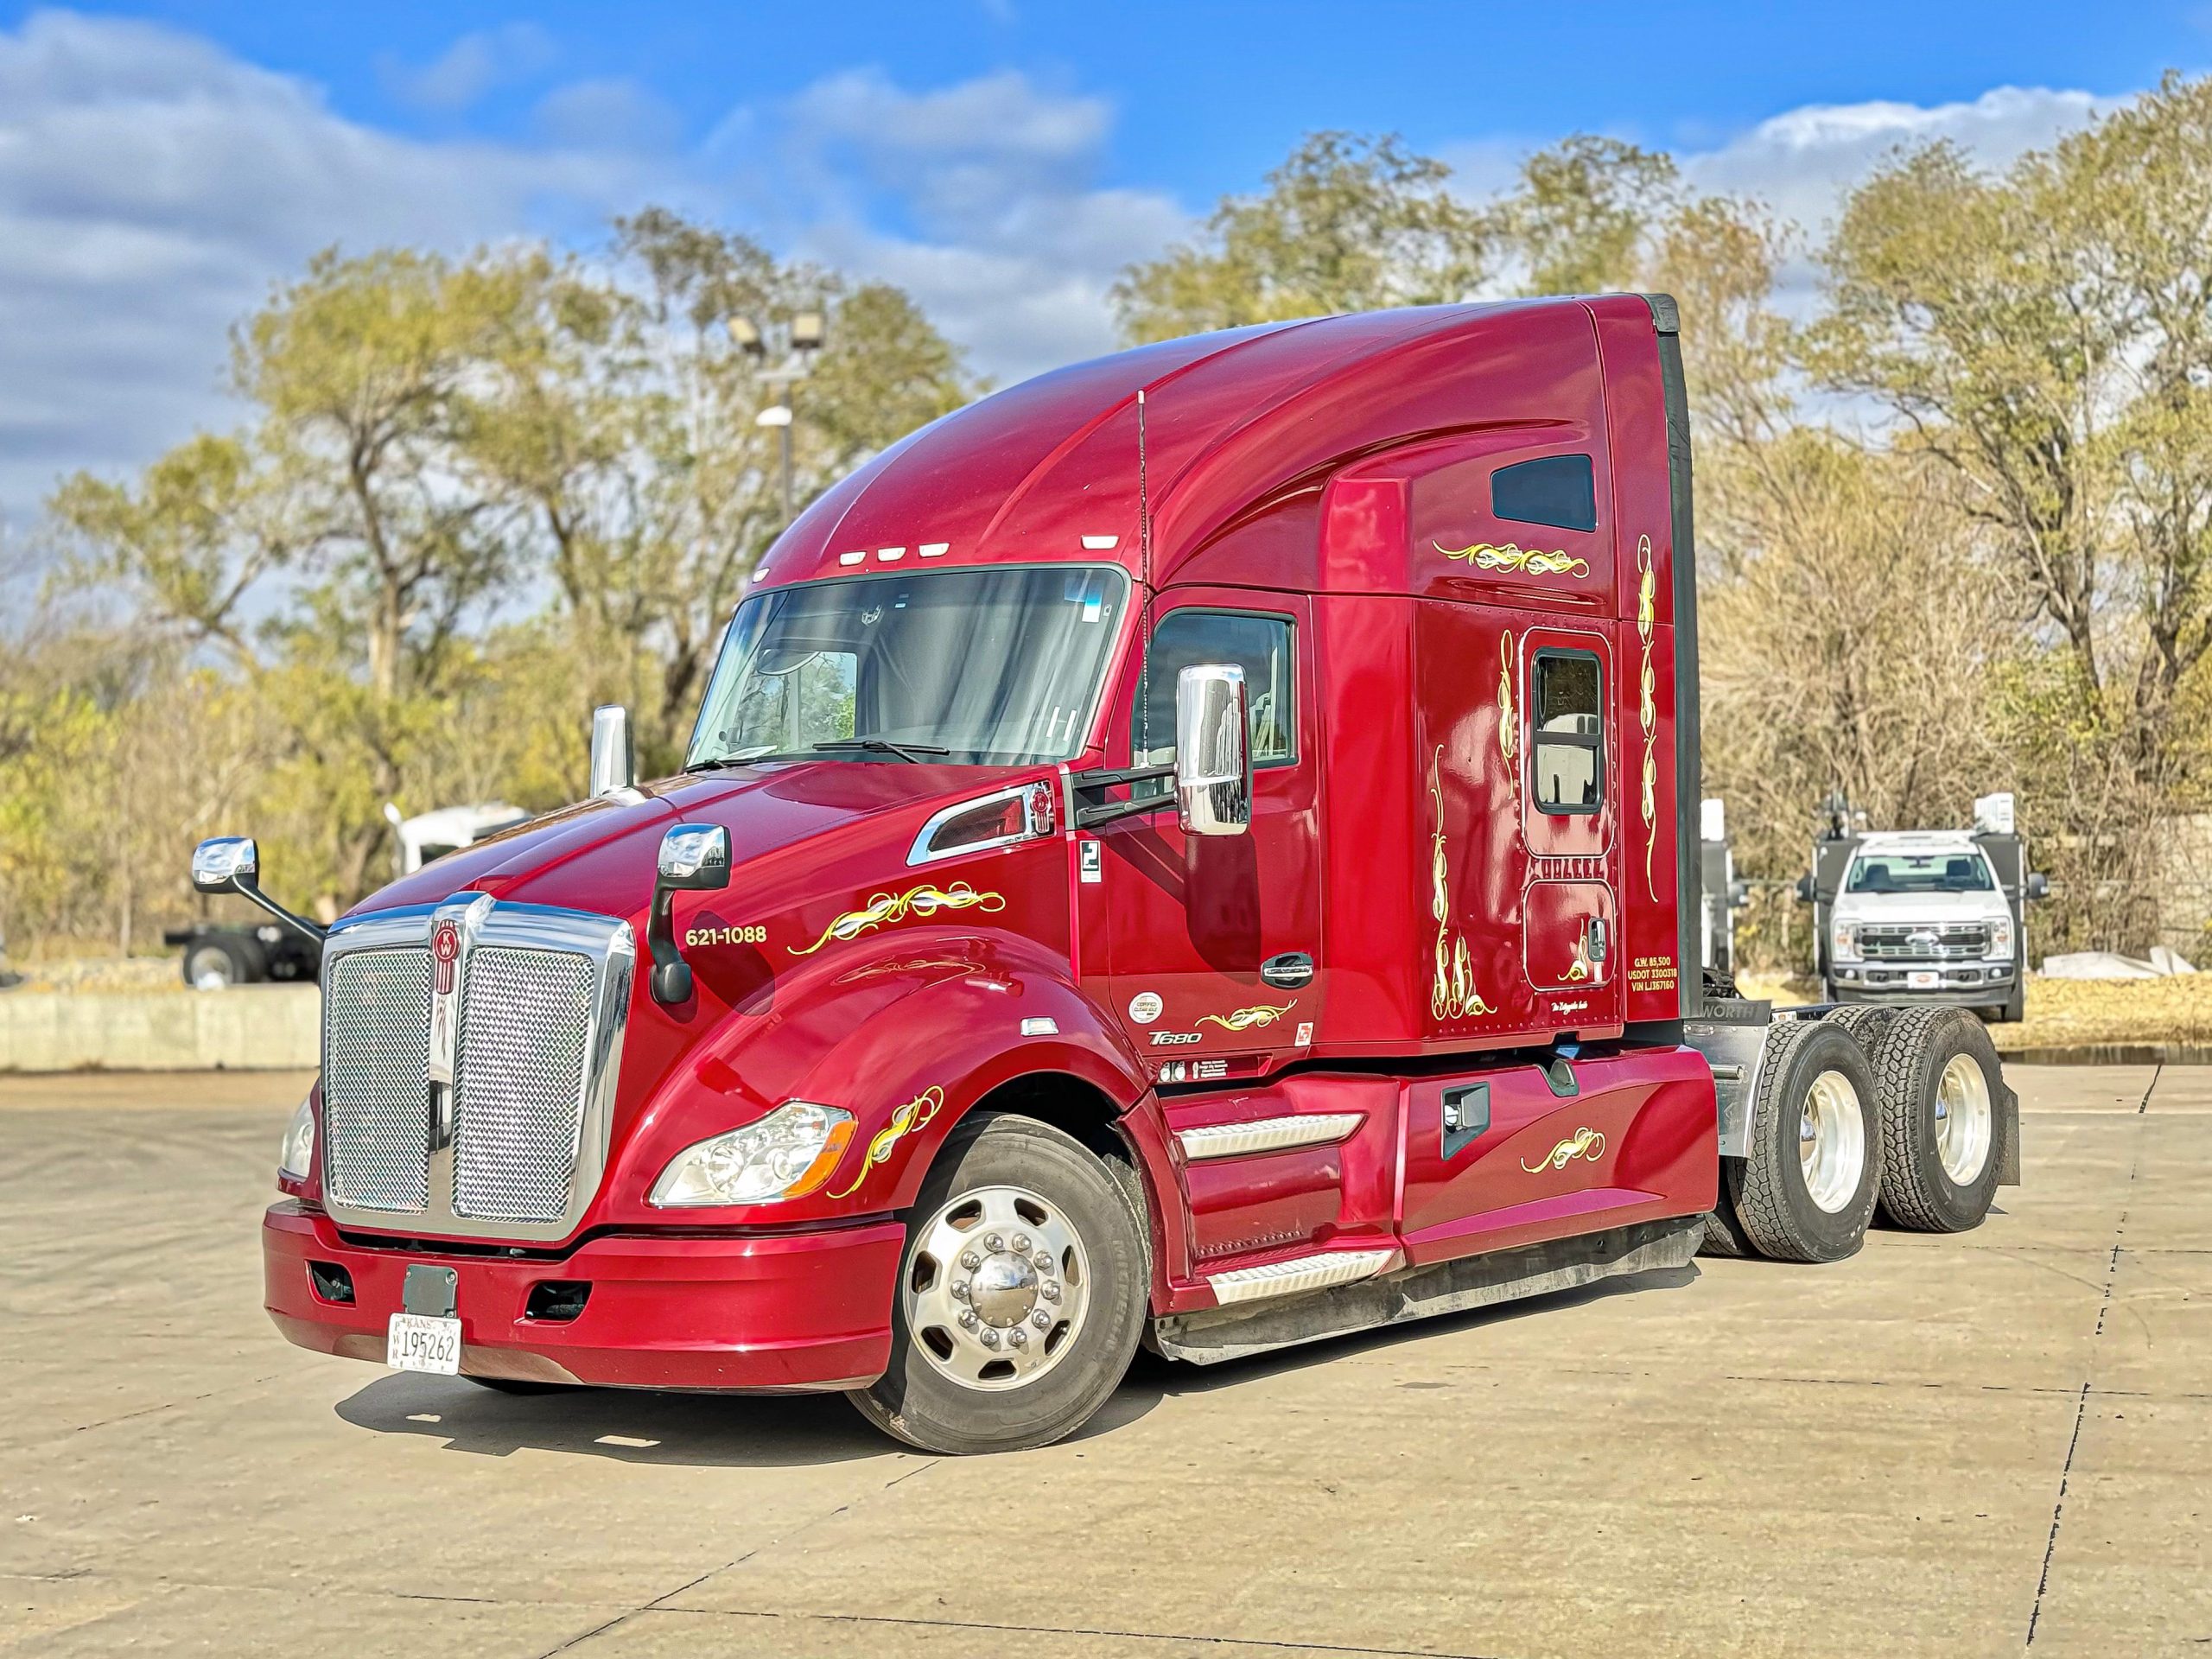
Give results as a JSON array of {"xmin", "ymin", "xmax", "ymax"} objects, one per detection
[{"xmin": 207, "ymin": 295, "xmax": 2021, "ymax": 1454}]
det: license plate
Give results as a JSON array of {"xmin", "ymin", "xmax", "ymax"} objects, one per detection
[
  {"xmin": 387, "ymin": 1312, "xmax": 462, "ymax": 1375},
  {"xmin": 1908, "ymin": 970, "xmax": 1941, "ymax": 989}
]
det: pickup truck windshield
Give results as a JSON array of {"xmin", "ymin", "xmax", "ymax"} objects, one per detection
[
  {"xmin": 687, "ymin": 565, "xmax": 1127, "ymax": 767},
  {"xmin": 1846, "ymin": 851, "xmax": 1996, "ymax": 894}
]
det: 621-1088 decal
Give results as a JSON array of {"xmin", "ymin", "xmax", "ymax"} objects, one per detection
[{"xmin": 685, "ymin": 925, "xmax": 767, "ymax": 947}]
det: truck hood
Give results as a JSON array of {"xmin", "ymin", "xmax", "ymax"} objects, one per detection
[
  {"xmin": 1831, "ymin": 890, "xmax": 2010, "ymax": 925},
  {"xmin": 349, "ymin": 762, "xmax": 1039, "ymax": 919}
]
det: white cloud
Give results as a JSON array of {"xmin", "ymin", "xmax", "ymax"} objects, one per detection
[
  {"xmin": 715, "ymin": 66, "xmax": 1187, "ymax": 384},
  {"xmin": 377, "ymin": 23, "xmax": 554, "ymax": 112},
  {"xmin": 0, "ymin": 10, "xmax": 652, "ymax": 534},
  {"xmin": 1682, "ymin": 85, "xmax": 2106, "ymax": 237}
]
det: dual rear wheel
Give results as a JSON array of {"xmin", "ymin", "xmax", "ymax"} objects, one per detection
[{"xmin": 1704, "ymin": 1007, "xmax": 2005, "ymax": 1262}]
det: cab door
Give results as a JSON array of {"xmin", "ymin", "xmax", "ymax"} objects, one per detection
[
  {"xmin": 1095, "ymin": 594, "xmax": 1320, "ymax": 1077},
  {"xmin": 1518, "ymin": 626, "xmax": 1620, "ymax": 1034}
]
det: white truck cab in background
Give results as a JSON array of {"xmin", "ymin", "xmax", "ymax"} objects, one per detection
[{"xmin": 1802, "ymin": 793, "xmax": 2047, "ymax": 1024}]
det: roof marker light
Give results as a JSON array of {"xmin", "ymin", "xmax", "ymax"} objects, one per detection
[
  {"xmin": 877, "ymin": 547, "xmax": 906, "ymax": 562},
  {"xmin": 1081, "ymin": 535, "xmax": 1119, "ymax": 550},
  {"xmin": 918, "ymin": 543, "xmax": 950, "ymax": 557},
  {"xmin": 838, "ymin": 551, "xmax": 866, "ymax": 566}
]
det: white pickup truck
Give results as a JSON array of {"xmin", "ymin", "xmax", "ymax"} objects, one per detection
[{"xmin": 1802, "ymin": 801, "xmax": 2048, "ymax": 1024}]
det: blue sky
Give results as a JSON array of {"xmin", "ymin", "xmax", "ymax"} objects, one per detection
[{"xmin": 2, "ymin": 1, "xmax": 2209, "ymax": 546}]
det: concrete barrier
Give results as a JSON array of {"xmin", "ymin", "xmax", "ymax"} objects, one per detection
[{"xmin": 0, "ymin": 987, "xmax": 319, "ymax": 1071}]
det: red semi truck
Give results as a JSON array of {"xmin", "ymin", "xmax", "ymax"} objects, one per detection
[{"xmin": 206, "ymin": 295, "xmax": 2019, "ymax": 1454}]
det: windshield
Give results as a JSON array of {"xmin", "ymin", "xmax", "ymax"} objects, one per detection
[
  {"xmin": 686, "ymin": 565, "xmax": 1128, "ymax": 767},
  {"xmin": 1846, "ymin": 850, "xmax": 1996, "ymax": 894}
]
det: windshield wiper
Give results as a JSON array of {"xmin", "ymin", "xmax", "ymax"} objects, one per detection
[
  {"xmin": 812, "ymin": 738, "xmax": 950, "ymax": 764},
  {"xmin": 683, "ymin": 745, "xmax": 783, "ymax": 773}
]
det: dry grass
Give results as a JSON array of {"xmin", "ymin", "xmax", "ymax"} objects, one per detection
[{"xmin": 1737, "ymin": 969, "xmax": 2212, "ymax": 1051}]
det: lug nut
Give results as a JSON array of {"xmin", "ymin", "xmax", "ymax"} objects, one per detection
[
  {"xmin": 958, "ymin": 1308, "xmax": 977, "ymax": 1329},
  {"xmin": 950, "ymin": 1282, "xmax": 969, "ymax": 1302},
  {"xmin": 979, "ymin": 1328, "xmax": 1000, "ymax": 1348},
  {"xmin": 984, "ymin": 1233, "xmax": 1004, "ymax": 1252},
  {"xmin": 1040, "ymin": 1283, "xmax": 1061, "ymax": 1303},
  {"xmin": 1031, "ymin": 1310, "xmax": 1050, "ymax": 1330},
  {"xmin": 1012, "ymin": 1233, "xmax": 1030, "ymax": 1253},
  {"xmin": 1007, "ymin": 1328, "xmax": 1027, "ymax": 1347},
  {"xmin": 1033, "ymin": 1251, "xmax": 1053, "ymax": 1269},
  {"xmin": 960, "ymin": 1251, "xmax": 980, "ymax": 1270}
]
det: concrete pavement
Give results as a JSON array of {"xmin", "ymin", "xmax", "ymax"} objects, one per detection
[{"xmin": 1, "ymin": 1065, "xmax": 2203, "ymax": 1657}]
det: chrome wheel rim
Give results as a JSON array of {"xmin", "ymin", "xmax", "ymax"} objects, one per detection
[
  {"xmin": 903, "ymin": 1184, "xmax": 1090, "ymax": 1391},
  {"xmin": 1799, "ymin": 1069, "xmax": 1867, "ymax": 1215},
  {"xmin": 1935, "ymin": 1052, "xmax": 1993, "ymax": 1185}
]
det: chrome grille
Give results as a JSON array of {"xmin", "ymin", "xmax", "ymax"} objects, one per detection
[
  {"xmin": 452, "ymin": 946, "xmax": 595, "ymax": 1223},
  {"xmin": 1860, "ymin": 924, "xmax": 1989, "ymax": 962},
  {"xmin": 321, "ymin": 949, "xmax": 432, "ymax": 1211}
]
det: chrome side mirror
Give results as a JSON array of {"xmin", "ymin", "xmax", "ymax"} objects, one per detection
[
  {"xmin": 187, "ymin": 836, "xmax": 325, "ymax": 943},
  {"xmin": 658, "ymin": 823, "xmax": 731, "ymax": 890},
  {"xmin": 2026, "ymin": 872, "xmax": 2049, "ymax": 901},
  {"xmin": 648, "ymin": 823, "xmax": 732, "ymax": 1005},
  {"xmin": 590, "ymin": 703, "xmax": 635, "ymax": 798},
  {"xmin": 192, "ymin": 836, "xmax": 259, "ymax": 894},
  {"xmin": 1174, "ymin": 663, "xmax": 1250, "ymax": 838}
]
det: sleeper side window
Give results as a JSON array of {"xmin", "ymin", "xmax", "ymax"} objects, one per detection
[
  {"xmin": 1493, "ymin": 454, "xmax": 1597, "ymax": 533},
  {"xmin": 1133, "ymin": 611, "xmax": 1295, "ymax": 774},
  {"xmin": 1530, "ymin": 650, "xmax": 1604, "ymax": 814}
]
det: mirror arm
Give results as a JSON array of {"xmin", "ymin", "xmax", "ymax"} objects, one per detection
[
  {"xmin": 227, "ymin": 880, "xmax": 327, "ymax": 945},
  {"xmin": 1068, "ymin": 762, "xmax": 1174, "ymax": 831},
  {"xmin": 645, "ymin": 883, "xmax": 691, "ymax": 1005}
]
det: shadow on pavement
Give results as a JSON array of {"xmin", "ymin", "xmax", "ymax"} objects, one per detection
[
  {"xmin": 334, "ymin": 1263, "xmax": 1694, "ymax": 1464},
  {"xmin": 335, "ymin": 1370, "xmax": 897, "ymax": 1465}
]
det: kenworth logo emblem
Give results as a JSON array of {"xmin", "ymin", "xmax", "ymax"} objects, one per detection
[{"xmin": 432, "ymin": 918, "xmax": 461, "ymax": 994}]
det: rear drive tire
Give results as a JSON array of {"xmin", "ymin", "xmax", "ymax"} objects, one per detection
[
  {"xmin": 1696, "ymin": 1179, "xmax": 1753, "ymax": 1258},
  {"xmin": 1726, "ymin": 1020, "xmax": 1882, "ymax": 1262},
  {"xmin": 1870, "ymin": 1008, "xmax": 2009, "ymax": 1233},
  {"xmin": 848, "ymin": 1112, "xmax": 1147, "ymax": 1455}
]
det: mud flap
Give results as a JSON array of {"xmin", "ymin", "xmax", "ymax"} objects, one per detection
[{"xmin": 1997, "ymin": 1078, "xmax": 2022, "ymax": 1186}]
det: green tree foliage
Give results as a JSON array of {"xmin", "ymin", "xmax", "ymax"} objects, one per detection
[
  {"xmin": 1111, "ymin": 132, "xmax": 1494, "ymax": 340},
  {"xmin": 20, "ymin": 211, "xmax": 969, "ymax": 933}
]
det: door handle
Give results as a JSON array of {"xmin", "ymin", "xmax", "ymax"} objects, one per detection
[
  {"xmin": 1585, "ymin": 917, "xmax": 1608, "ymax": 964},
  {"xmin": 1261, "ymin": 951, "xmax": 1315, "ymax": 989}
]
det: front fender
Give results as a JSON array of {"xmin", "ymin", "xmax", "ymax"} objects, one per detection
[{"xmin": 603, "ymin": 926, "xmax": 1154, "ymax": 1227}]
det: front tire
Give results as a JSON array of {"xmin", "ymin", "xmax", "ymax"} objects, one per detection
[
  {"xmin": 849, "ymin": 1113, "xmax": 1147, "ymax": 1455},
  {"xmin": 1727, "ymin": 1020, "xmax": 1882, "ymax": 1262},
  {"xmin": 1871, "ymin": 1008, "xmax": 2008, "ymax": 1232}
]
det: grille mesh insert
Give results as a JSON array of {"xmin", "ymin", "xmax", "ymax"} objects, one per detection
[
  {"xmin": 452, "ymin": 946, "xmax": 595, "ymax": 1223},
  {"xmin": 322, "ymin": 949, "xmax": 432, "ymax": 1211}
]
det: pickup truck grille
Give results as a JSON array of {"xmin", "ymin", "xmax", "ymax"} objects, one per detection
[
  {"xmin": 317, "ymin": 901, "xmax": 633, "ymax": 1242},
  {"xmin": 1859, "ymin": 923, "xmax": 1989, "ymax": 962}
]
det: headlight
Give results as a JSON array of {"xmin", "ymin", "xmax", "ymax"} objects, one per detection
[
  {"xmin": 650, "ymin": 1102, "xmax": 856, "ymax": 1207},
  {"xmin": 278, "ymin": 1093, "xmax": 315, "ymax": 1180},
  {"xmin": 1832, "ymin": 921, "xmax": 1860, "ymax": 963},
  {"xmin": 1988, "ymin": 916, "xmax": 2016, "ymax": 960}
]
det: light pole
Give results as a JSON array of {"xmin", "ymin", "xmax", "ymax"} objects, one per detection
[
  {"xmin": 729, "ymin": 308, "xmax": 826, "ymax": 528},
  {"xmin": 756, "ymin": 404, "xmax": 793, "ymax": 521}
]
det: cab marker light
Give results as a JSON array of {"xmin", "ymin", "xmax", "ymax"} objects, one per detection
[
  {"xmin": 919, "ymin": 542, "xmax": 950, "ymax": 557},
  {"xmin": 838, "ymin": 550, "xmax": 866, "ymax": 565},
  {"xmin": 877, "ymin": 547, "xmax": 906, "ymax": 562},
  {"xmin": 1020, "ymin": 1017, "xmax": 1058, "ymax": 1036},
  {"xmin": 1081, "ymin": 534, "xmax": 1119, "ymax": 550}
]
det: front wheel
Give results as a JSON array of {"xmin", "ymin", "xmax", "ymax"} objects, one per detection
[{"xmin": 849, "ymin": 1113, "xmax": 1147, "ymax": 1455}]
